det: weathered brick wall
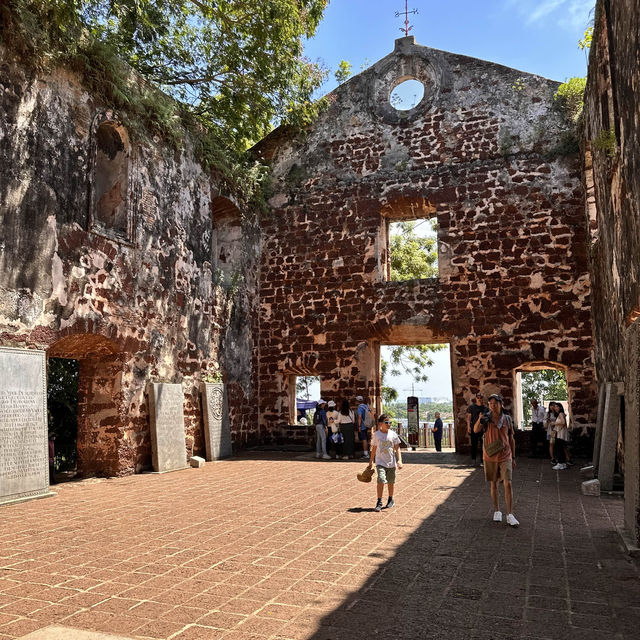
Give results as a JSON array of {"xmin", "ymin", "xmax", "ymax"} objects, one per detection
[
  {"xmin": 0, "ymin": 50, "xmax": 260, "ymax": 474},
  {"xmin": 583, "ymin": 0, "xmax": 640, "ymax": 543},
  {"xmin": 257, "ymin": 37, "xmax": 596, "ymax": 450}
]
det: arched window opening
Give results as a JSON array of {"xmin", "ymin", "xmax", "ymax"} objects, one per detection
[
  {"xmin": 584, "ymin": 143, "xmax": 598, "ymax": 242},
  {"xmin": 211, "ymin": 196, "xmax": 242, "ymax": 284},
  {"xmin": 93, "ymin": 121, "xmax": 130, "ymax": 238}
]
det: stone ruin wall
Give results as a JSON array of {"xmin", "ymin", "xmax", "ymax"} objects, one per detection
[
  {"xmin": 583, "ymin": 0, "xmax": 640, "ymax": 542},
  {"xmin": 258, "ymin": 38, "xmax": 597, "ymax": 450},
  {"xmin": 0, "ymin": 49, "xmax": 260, "ymax": 475}
]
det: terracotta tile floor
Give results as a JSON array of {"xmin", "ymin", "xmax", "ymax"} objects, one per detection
[{"xmin": 0, "ymin": 452, "xmax": 638, "ymax": 639}]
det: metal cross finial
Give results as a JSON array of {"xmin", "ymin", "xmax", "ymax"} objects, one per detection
[{"xmin": 395, "ymin": 0, "xmax": 418, "ymax": 37}]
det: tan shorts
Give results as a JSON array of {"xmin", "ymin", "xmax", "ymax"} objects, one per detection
[
  {"xmin": 376, "ymin": 465, "xmax": 396, "ymax": 484},
  {"xmin": 484, "ymin": 459, "xmax": 512, "ymax": 483}
]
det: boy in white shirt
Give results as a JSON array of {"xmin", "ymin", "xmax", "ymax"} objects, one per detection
[{"xmin": 367, "ymin": 414, "xmax": 403, "ymax": 512}]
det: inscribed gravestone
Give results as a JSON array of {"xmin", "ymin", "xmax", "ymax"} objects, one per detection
[
  {"xmin": 598, "ymin": 382, "xmax": 622, "ymax": 492},
  {"xmin": 147, "ymin": 382, "xmax": 187, "ymax": 472},
  {"xmin": 0, "ymin": 347, "xmax": 51, "ymax": 505},
  {"xmin": 201, "ymin": 383, "xmax": 232, "ymax": 460}
]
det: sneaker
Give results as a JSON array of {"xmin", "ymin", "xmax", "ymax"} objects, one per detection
[
  {"xmin": 493, "ymin": 511, "xmax": 503, "ymax": 522},
  {"xmin": 315, "ymin": 453, "xmax": 321, "ymax": 458},
  {"xmin": 374, "ymin": 500, "xmax": 383, "ymax": 512},
  {"xmin": 363, "ymin": 452, "xmax": 370, "ymax": 459},
  {"xmin": 322, "ymin": 454, "xmax": 331, "ymax": 459},
  {"xmin": 386, "ymin": 497, "xmax": 395, "ymax": 509},
  {"xmin": 550, "ymin": 458, "xmax": 557, "ymax": 465},
  {"xmin": 342, "ymin": 456, "xmax": 349, "ymax": 460},
  {"xmin": 552, "ymin": 463, "xmax": 567, "ymax": 470},
  {"xmin": 506, "ymin": 513, "xmax": 519, "ymax": 527},
  {"xmin": 566, "ymin": 460, "xmax": 574, "ymax": 466}
]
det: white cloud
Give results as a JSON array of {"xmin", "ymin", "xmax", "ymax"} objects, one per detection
[{"xmin": 505, "ymin": 0, "xmax": 595, "ymax": 31}]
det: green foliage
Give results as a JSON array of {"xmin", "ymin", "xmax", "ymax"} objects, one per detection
[
  {"xmin": 296, "ymin": 376, "xmax": 319, "ymax": 400},
  {"xmin": 386, "ymin": 219, "xmax": 443, "ymax": 384},
  {"xmin": 389, "ymin": 220, "xmax": 438, "ymax": 281},
  {"xmin": 521, "ymin": 369, "xmax": 567, "ymax": 424},
  {"xmin": 593, "ymin": 128, "xmax": 617, "ymax": 157},
  {"xmin": 334, "ymin": 60, "xmax": 352, "ymax": 84},
  {"xmin": 554, "ymin": 77, "xmax": 587, "ymax": 123},
  {"xmin": 47, "ymin": 358, "xmax": 79, "ymax": 471},
  {"xmin": 1, "ymin": 0, "xmax": 329, "ymax": 201},
  {"xmin": 579, "ymin": 26, "xmax": 593, "ymax": 50},
  {"xmin": 202, "ymin": 371, "xmax": 223, "ymax": 383}
]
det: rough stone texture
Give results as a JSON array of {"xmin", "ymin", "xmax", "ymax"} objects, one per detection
[
  {"xmin": 583, "ymin": 0, "xmax": 640, "ymax": 544},
  {"xmin": 0, "ymin": 348, "xmax": 49, "ymax": 505},
  {"xmin": 256, "ymin": 36, "xmax": 596, "ymax": 450},
  {"xmin": 0, "ymin": 48, "xmax": 260, "ymax": 476}
]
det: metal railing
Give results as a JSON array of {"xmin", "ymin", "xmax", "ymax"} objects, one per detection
[{"xmin": 395, "ymin": 422, "xmax": 455, "ymax": 448}]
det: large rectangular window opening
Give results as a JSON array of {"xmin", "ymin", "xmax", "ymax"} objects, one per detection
[
  {"xmin": 380, "ymin": 343, "xmax": 453, "ymax": 448},
  {"xmin": 514, "ymin": 367, "xmax": 568, "ymax": 430},
  {"xmin": 288, "ymin": 375, "xmax": 321, "ymax": 425},
  {"xmin": 385, "ymin": 218, "xmax": 438, "ymax": 281}
]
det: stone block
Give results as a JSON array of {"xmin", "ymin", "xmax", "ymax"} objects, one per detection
[
  {"xmin": 190, "ymin": 456, "xmax": 205, "ymax": 468},
  {"xmin": 147, "ymin": 382, "xmax": 187, "ymax": 473},
  {"xmin": 581, "ymin": 479, "xmax": 601, "ymax": 496},
  {"xmin": 580, "ymin": 464, "xmax": 595, "ymax": 479},
  {"xmin": 0, "ymin": 347, "xmax": 53, "ymax": 505},
  {"xmin": 201, "ymin": 382, "xmax": 232, "ymax": 460},
  {"xmin": 598, "ymin": 382, "xmax": 622, "ymax": 492}
]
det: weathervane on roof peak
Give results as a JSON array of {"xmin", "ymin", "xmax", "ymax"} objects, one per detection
[{"xmin": 395, "ymin": 0, "xmax": 418, "ymax": 37}]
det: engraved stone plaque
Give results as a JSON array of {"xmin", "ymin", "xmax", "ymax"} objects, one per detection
[
  {"xmin": 147, "ymin": 382, "xmax": 187, "ymax": 473},
  {"xmin": 0, "ymin": 347, "xmax": 52, "ymax": 505},
  {"xmin": 201, "ymin": 383, "xmax": 232, "ymax": 460}
]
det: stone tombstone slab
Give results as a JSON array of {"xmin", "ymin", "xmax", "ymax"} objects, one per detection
[
  {"xmin": 147, "ymin": 382, "xmax": 187, "ymax": 473},
  {"xmin": 598, "ymin": 382, "xmax": 623, "ymax": 492},
  {"xmin": 592, "ymin": 383, "xmax": 607, "ymax": 469},
  {"xmin": 201, "ymin": 382, "xmax": 232, "ymax": 460},
  {"xmin": 625, "ymin": 319, "xmax": 640, "ymax": 545},
  {"xmin": 0, "ymin": 347, "xmax": 52, "ymax": 505}
]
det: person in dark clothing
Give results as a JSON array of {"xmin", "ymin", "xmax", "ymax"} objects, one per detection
[
  {"xmin": 431, "ymin": 412, "xmax": 443, "ymax": 451},
  {"xmin": 466, "ymin": 392, "xmax": 487, "ymax": 466}
]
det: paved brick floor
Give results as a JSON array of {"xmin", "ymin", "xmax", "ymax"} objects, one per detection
[{"xmin": 0, "ymin": 452, "xmax": 638, "ymax": 640}]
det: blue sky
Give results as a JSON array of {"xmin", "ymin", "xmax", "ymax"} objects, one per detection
[
  {"xmin": 302, "ymin": 1, "xmax": 595, "ymax": 402},
  {"xmin": 305, "ymin": 0, "xmax": 594, "ymax": 94}
]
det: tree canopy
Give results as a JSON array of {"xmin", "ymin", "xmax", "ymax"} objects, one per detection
[
  {"xmin": 521, "ymin": 369, "xmax": 568, "ymax": 424},
  {"xmin": 3, "ymin": 0, "xmax": 329, "ymax": 153}
]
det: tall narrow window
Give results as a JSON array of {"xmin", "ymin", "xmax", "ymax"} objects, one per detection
[
  {"xmin": 211, "ymin": 196, "xmax": 242, "ymax": 284},
  {"xmin": 93, "ymin": 121, "xmax": 130, "ymax": 238}
]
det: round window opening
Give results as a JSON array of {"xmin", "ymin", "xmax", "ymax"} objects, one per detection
[{"xmin": 389, "ymin": 78, "xmax": 425, "ymax": 111}]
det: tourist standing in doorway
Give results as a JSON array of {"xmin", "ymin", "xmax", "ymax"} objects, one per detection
[
  {"xmin": 552, "ymin": 404, "xmax": 572, "ymax": 470},
  {"xmin": 313, "ymin": 400, "xmax": 330, "ymax": 459},
  {"xmin": 466, "ymin": 392, "xmax": 487, "ymax": 466},
  {"xmin": 545, "ymin": 402, "xmax": 557, "ymax": 462},
  {"xmin": 356, "ymin": 395, "xmax": 372, "ymax": 459},
  {"xmin": 337, "ymin": 399, "xmax": 356, "ymax": 459},
  {"xmin": 326, "ymin": 400, "xmax": 342, "ymax": 459},
  {"xmin": 529, "ymin": 398, "xmax": 547, "ymax": 457},
  {"xmin": 431, "ymin": 412, "xmax": 443, "ymax": 451},
  {"xmin": 473, "ymin": 393, "xmax": 519, "ymax": 527},
  {"xmin": 368, "ymin": 414, "xmax": 402, "ymax": 511}
]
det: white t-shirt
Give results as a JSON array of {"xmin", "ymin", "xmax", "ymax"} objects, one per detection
[
  {"xmin": 371, "ymin": 429, "xmax": 401, "ymax": 468},
  {"xmin": 326, "ymin": 410, "xmax": 340, "ymax": 433},
  {"xmin": 337, "ymin": 410, "xmax": 355, "ymax": 424},
  {"xmin": 531, "ymin": 405, "xmax": 546, "ymax": 423}
]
